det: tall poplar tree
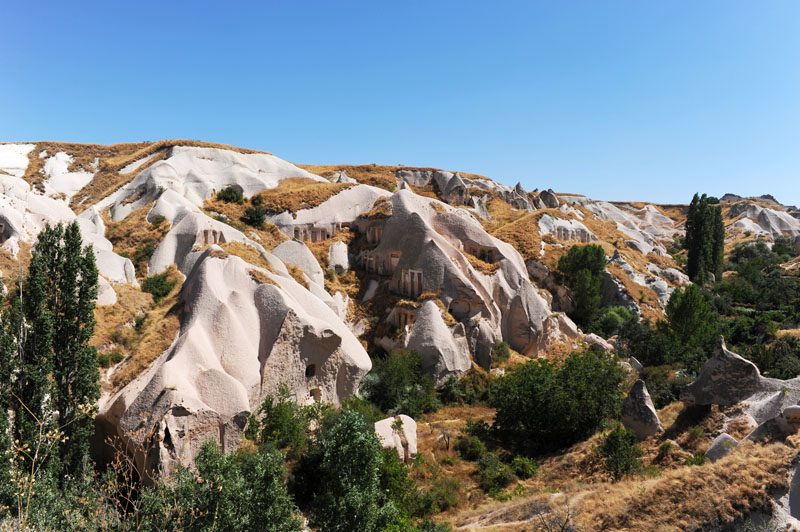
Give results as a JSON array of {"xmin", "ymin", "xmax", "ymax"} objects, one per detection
[
  {"xmin": 36, "ymin": 222, "xmax": 100, "ymax": 482},
  {"xmin": 685, "ymin": 193, "xmax": 725, "ymax": 283},
  {"xmin": 0, "ymin": 288, "xmax": 17, "ymax": 507}
]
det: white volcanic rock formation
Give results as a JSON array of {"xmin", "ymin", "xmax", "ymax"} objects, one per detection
[
  {"xmin": 267, "ymin": 184, "xmax": 390, "ymax": 241},
  {"xmin": 354, "ymin": 189, "xmax": 552, "ymax": 368},
  {"xmin": 729, "ymin": 203, "xmax": 800, "ymax": 240},
  {"xmin": 98, "ymin": 248, "xmax": 371, "ymax": 475},
  {"xmin": 374, "ymin": 415, "xmax": 417, "ymax": 463},
  {"xmin": 109, "ymin": 146, "xmax": 322, "ymax": 222}
]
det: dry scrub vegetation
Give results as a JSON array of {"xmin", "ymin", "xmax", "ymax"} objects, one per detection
[
  {"xmin": 92, "ymin": 268, "xmax": 183, "ymax": 392},
  {"xmin": 251, "ymin": 177, "xmax": 353, "ymax": 215},
  {"xmin": 103, "ymin": 206, "xmax": 170, "ymax": 278}
]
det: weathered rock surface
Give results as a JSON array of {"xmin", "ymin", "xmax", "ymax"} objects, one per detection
[
  {"xmin": 374, "ymin": 415, "xmax": 417, "ymax": 463},
  {"xmin": 109, "ymin": 146, "xmax": 322, "ymax": 221},
  {"xmin": 705, "ymin": 433, "xmax": 738, "ymax": 463},
  {"xmin": 273, "ymin": 239, "xmax": 326, "ymax": 288},
  {"xmin": 621, "ymin": 380, "xmax": 663, "ymax": 440},
  {"xmin": 354, "ymin": 189, "xmax": 552, "ymax": 365},
  {"xmin": 328, "ymin": 240, "xmax": 349, "ymax": 274},
  {"xmin": 405, "ymin": 300, "xmax": 471, "ymax": 385},
  {"xmin": 98, "ymin": 247, "xmax": 371, "ymax": 475}
]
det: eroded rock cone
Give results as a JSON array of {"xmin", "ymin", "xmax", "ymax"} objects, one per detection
[{"xmin": 621, "ymin": 380, "xmax": 663, "ymax": 440}]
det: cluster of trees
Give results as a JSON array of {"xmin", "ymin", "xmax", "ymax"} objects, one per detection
[{"xmin": 685, "ymin": 193, "xmax": 725, "ymax": 283}]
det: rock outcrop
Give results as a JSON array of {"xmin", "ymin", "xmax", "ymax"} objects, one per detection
[
  {"xmin": 621, "ymin": 380, "xmax": 663, "ymax": 440},
  {"xmin": 98, "ymin": 248, "xmax": 371, "ymax": 475},
  {"xmin": 705, "ymin": 433, "xmax": 738, "ymax": 463},
  {"xmin": 374, "ymin": 415, "xmax": 417, "ymax": 463}
]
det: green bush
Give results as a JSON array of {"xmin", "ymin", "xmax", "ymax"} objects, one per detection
[
  {"xmin": 477, "ymin": 453, "xmax": 515, "ymax": 494},
  {"xmin": 142, "ymin": 272, "xmax": 178, "ymax": 303},
  {"xmin": 150, "ymin": 214, "xmax": 167, "ymax": 227},
  {"xmin": 248, "ymin": 384, "xmax": 311, "ymax": 458},
  {"xmin": 242, "ymin": 206, "xmax": 267, "ymax": 228},
  {"xmin": 598, "ymin": 424, "xmax": 643, "ymax": 480},
  {"xmin": 454, "ymin": 435, "xmax": 485, "ymax": 461},
  {"xmin": 439, "ymin": 369, "xmax": 492, "ymax": 405},
  {"xmin": 640, "ymin": 365, "xmax": 693, "ymax": 409},
  {"xmin": 686, "ymin": 451, "xmax": 706, "ymax": 466},
  {"xmin": 360, "ymin": 350, "xmax": 440, "ymax": 418},
  {"xmin": 490, "ymin": 349, "xmax": 626, "ymax": 455},
  {"xmin": 510, "ymin": 456, "xmax": 538, "ymax": 479},
  {"xmin": 491, "ymin": 340, "xmax": 511, "ymax": 364},
  {"xmin": 139, "ymin": 441, "xmax": 302, "ymax": 531},
  {"xmin": 217, "ymin": 186, "xmax": 244, "ymax": 204}
]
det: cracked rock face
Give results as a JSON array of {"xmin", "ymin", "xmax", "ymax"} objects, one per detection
[{"xmin": 621, "ymin": 380, "xmax": 663, "ymax": 440}]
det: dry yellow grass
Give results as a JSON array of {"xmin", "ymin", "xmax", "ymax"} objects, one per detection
[
  {"xmin": 490, "ymin": 212, "xmax": 543, "ymax": 262},
  {"xmin": 305, "ymin": 229, "xmax": 355, "ymax": 271},
  {"xmin": 103, "ymin": 207, "xmax": 170, "ymax": 278},
  {"xmin": 217, "ymin": 241, "xmax": 274, "ymax": 271},
  {"xmin": 202, "ymin": 199, "xmax": 289, "ymax": 251},
  {"xmin": 361, "ymin": 196, "xmax": 393, "ymax": 219},
  {"xmin": 110, "ymin": 266, "xmax": 183, "ymax": 390},
  {"xmin": 251, "ymin": 177, "xmax": 352, "ymax": 215},
  {"xmin": 0, "ymin": 242, "xmax": 31, "ymax": 286},
  {"xmin": 286, "ymin": 264, "xmax": 309, "ymax": 290},
  {"xmin": 463, "ymin": 252, "xmax": 501, "ymax": 275},
  {"xmin": 248, "ymin": 268, "xmax": 277, "ymax": 286}
]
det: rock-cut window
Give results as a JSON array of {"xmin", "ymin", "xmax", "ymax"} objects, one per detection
[{"xmin": 305, "ymin": 364, "xmax": 316, "ymax": 378}]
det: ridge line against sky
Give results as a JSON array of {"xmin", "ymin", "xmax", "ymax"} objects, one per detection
[{"xmin": 1, "ymin": 1, "xmax": 798, "ymax": 206}]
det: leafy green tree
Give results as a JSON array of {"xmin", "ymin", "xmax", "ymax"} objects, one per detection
[
  {"xmin": 361, "ymin": 350, "xmax": 439, "ymax": 418},
  {"xmin": 248, "ymin": 384, "xmax": 311, "ymax": 458},
  {"xmin": 47, "ymin": 222, "xmax": 100, "ymax": 482},
  {"xmin": 557, "ymin": 244, "xmax": 607, "ymax": 329},
  {"xmin": 140, "ymin": 441, "xmax": 303, "ymax": 532},
  {"xmin": 685, "ymin": 193, "xmax": 725, "ymax": 282},
  {"xmin": 664, "ymin": 284, "xmax": 719, "ymax": 371},
  {"xmin": 490, "ymin": 350, "xmax": 625, "ymax": 455},
  {"xmin": 599, "ymin": 424, "xmax": 643, "ymax": 480},
  {"xmin": 0, "ymin": 289, "xmax": 16, "ymax": 507},
  {"xmin": 305, "ymin": 410, "xmax": 398, "ymax": 532}
]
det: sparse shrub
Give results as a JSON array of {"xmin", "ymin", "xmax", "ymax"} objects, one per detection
[
  {"xmin": 251, "ymin": 194, "xmax": 263, "ymax": 207},
  {"xmin": 598, "ymin": 424, "xmax": 643, "ymax": 480},
  {"xmin": 439, "ymin": 369, "xmax": 492, "ymax": 405},
  {"xmin": 491, "ymin": 340, "xmax": 511, "ymax": 365},
  {"xmin": 134, "ymin": 313, "xmax": 146, "ymax": 332},
  {"xmin": 511, "ymin": 456, "xmax": 538, "ymax": 479},
  {"xmin": 454, "ymin": 435, "xmax": 485, "ymax": 461},
  {"xmin": 133, "ymin": 239, "xmax": 157, "ymax": 265},
  {"xmin": 686, "ymin": 451, "xmax": 706, "ymax": 466},
  {"xmin": 478, "ymin": 453, "xmax": 515, "ymax": 494},
  {"xmin": 142, "ymin": 271, "xmax": 177, "ymax": 303},
  {"xmin": 656, "ymin": 440, "xmax": 674, "ymax": 461},
  {"xmin": 440, "ymin": 455, "xmax": 455, "ymax": 466},
  {"xmin": 242, "ymin": 206, "xmax": 267, "ymax": 228},
  {"xmin": 150, "ymin": 214, "xmax": 167, "ymax": 227},
  {"xmin": 426, "ymin": 476, "xmax": 461, "ymax": 513},
  {"xmin": 687, "ymin": 425, "xmax": 705, "ymax": 441},
  {"xmin": 217, "ymin": 186, "xmax": 244, "ymax": 204}
]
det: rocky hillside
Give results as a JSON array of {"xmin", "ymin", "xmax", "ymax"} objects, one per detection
[{"xmin": 1, "ymin": 140, "xmax": 800, "ymax": 530}]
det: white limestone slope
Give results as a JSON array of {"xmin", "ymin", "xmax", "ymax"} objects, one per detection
[
  {"xmin": 729, "ymin": 203, "xmax": 800, "ymax": 240},
  {"xmin": 0, "ymin": 144, "xmax": 35, "ymax": 177},
  {"xmin": 109, "ymin": 146, "xmax": 322, "ymax": 222},
  {"xmin": 42, "ymin": 151, "xmax": 95, "ymax": 201}
]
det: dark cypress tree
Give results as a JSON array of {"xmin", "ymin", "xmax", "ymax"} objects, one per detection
[
  {"xmin": 0, "ymin": 288, "xmax": 17, "ymax": 507},
  {"xmin": 48, "ymin": 222, "xmax": 100, "ymax": 482},
  {"xmin": 12, "ymin": 237, "xmax": 57, "ymax": 474},
  {"xmin": 685, "ymin": 193, "xmax": 725, "ymax": 283}
]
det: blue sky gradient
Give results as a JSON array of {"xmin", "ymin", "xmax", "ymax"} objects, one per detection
[{"xmin": 1, "ymin": 1, "xmax": 798, "ymax": 205}]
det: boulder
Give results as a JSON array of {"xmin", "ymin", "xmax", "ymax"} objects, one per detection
[
  {"xmin": 374, "ymin": 415, "xmax": 417, "ymax": 463},
  {"xmin": 539, "ymin": 189, "xmax": 560, "ymax": 208},
  {"xmin": 621, "ymin": 380, "xmax": 663, "ymax": 440},
  {"xmin": 328, "ymin": 240, "xmax": 349, "ymax": 274},
  {"xmin": 629, "ymin": 357, "xmax": 644, "ymax": 372},
  {"xmin": 681, "ymin": 337, "xmax": 782, "ymax": 407},
  {"xmin": 705, "ymin": 433, "xmax": 738, "ymax": 463},
  {"xmin": 584, "ymin": 333, "xmax": 613, "ymax": 352}
]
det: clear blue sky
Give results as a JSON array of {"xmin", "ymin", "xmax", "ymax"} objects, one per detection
[{"xmin": 2, "ymin": 1, "xmax": 799, "ymax": 205}]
